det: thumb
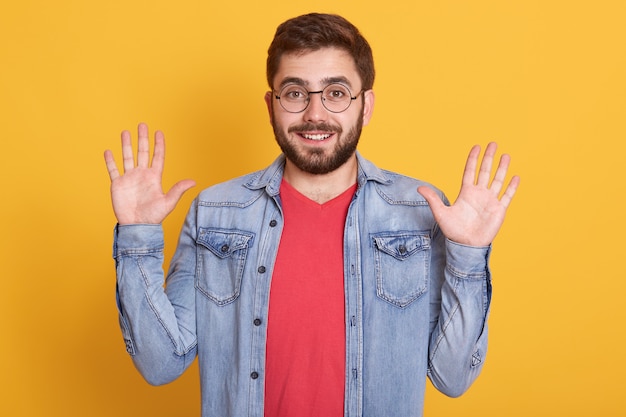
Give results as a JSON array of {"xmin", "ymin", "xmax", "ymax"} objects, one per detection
[
  {"xmin": 417, "ymin": 185, "xmax": 446, "ymax": 216},
  {"xmin": 164, "ymin": 179, "xmax": 196, "ymax": 208}
]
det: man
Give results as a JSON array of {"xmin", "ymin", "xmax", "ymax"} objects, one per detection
[{"xmin": 104, "ymin": 13, "xmax": 519, "ymax": 417}]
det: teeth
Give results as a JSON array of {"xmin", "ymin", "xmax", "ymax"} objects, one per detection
[{"xmin": 303, "ymin": 133, "xmax": 331, "ymax": 141}]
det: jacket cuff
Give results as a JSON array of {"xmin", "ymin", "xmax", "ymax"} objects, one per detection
[
  {"xmin": 445, "ymin": 239, "xmax": 491, "ymax": 277},
  {"xmin": 113, "ymin": 224, "xmax": 164, "ymax": 258}
]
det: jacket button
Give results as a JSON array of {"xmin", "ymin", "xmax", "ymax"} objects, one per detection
[
  {"xmin": 254, "ymin": 318, "xmax": 262, "ymax": 326},
  {"xmin": 269, "ymin": 219, "xmax": 277, "ymax": 227},
  {"xmin": 398, "ymin": 245, "xmax": 407, "ymax": 254},
  {"xmin": 250, "ymin": 371, "xmax": 259, "ymax": 379},
  {"xmin": 258, "ymin": 266, "xmax": 266, "ymax": 274},
  {"xmin": 220, "ymin": 244, "xmax": 229, "ymax": 253}
]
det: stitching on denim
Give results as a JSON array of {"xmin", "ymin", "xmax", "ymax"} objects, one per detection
[
  {"xmin": 374, "ymin": 183, "xmax": 430, "ymax": 206},
  {"xmin": 136, "ymin": 257, "xmax": 194, "ymax": 356},
  {"xmin": 471, "ymin": 350, "xmax": 482, "ymax": 368},
  {"xmin": 430, "ymin": 297, "xmax": 461, "ymax": 366},
  {"xmin": 446, "ymin": 263, "xmax": 486, "ymax": 280},
  {"xmin": 118, "ymin": 247, "xmax": 163, "ymax": 256},
  {"xmin": 197, "ymin": 192, "xmax": 263, "ymax": 209}
]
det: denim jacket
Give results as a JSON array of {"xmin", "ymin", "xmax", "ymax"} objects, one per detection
[{"xmin": 113, "ymin": 152, "xmax": 492, "ymax": 417}]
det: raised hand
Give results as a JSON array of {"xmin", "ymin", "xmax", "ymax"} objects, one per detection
[
  {"xmin": 417, "ymin": 142, "xmax": 520, "ymax": 247},
  {"xmin": 103, "ymin": 123, "xmax": 196, "ymax": 225}
]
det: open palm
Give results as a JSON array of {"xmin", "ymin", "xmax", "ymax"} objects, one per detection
[
  {"xmin": 103, "ymin": 123, "xmax": 196, "ymax": 225},
  {"xmin": 418, "ymin": 143, "xmax": 519, "ymax": 247}
]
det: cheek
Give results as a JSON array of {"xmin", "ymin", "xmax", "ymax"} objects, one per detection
[{"xmin": 274, "ymin": 110, "xmax": 304, "ymax": 128}]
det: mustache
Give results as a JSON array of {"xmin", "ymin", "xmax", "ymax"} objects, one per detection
[{"xmin": 288, "ymin": 123, "xmax": 343, "ymax": 134}]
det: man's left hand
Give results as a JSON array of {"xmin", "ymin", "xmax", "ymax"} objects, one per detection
[{"xmin": 417, "ymin": 142, "xmax": 520, "ymax": 247}]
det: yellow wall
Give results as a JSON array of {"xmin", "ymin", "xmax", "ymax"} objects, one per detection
[{"xmin": 1, "ymin": 0, "xmax": 625, "ymax": 415}]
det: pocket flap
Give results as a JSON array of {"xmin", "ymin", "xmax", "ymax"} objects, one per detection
[
  {"xmin": 372, "ymin": 233, "xmax": 430, "ymax": 260},
  {"xmin": 197, "ymin": 228, "xmax": 254, "ymax": 259}
]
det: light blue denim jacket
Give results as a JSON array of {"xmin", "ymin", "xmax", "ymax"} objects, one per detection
[{"xmin": 113, "ymin": 152, "xmax": 492, "ymax": 417}]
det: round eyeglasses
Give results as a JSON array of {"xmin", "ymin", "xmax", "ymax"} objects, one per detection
[{"xmin": 274, "ymin": 83, "xmax": 363, "ymax": 113}]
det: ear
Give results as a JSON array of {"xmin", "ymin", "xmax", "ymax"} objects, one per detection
[
  {"xmin": 361, "ymin": 89, "xmax": 375, "ymax": 127},
  {"xmin": 264, "ymin": 91, "xmax": 274, "ymax": 124}
]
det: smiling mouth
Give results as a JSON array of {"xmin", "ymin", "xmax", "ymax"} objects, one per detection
[{"xmin": 301, "ymin": 133, "xmax": 333, "ymax": 141}]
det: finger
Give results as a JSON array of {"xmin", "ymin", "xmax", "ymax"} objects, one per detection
[
  {"xmin": 121, "ymin": 129, "xmax": 135, "ymax": 173},
  {"xmin": 151, "ymin": 130, "xmax": 166, "ymax": 173},
  {"xmin": 476, "ymin": 142, "xmax": 497, "ymax": 188},
  {"xmin": 103, "ymin": 149, "xmax": 120, "ymax": 181},
  {"xmin": 489, "ymin": 153, "xmax": 511, "ymax": 195},
  {"xmin": 137, "ymin": 123, "xmax": 150, "ymax": 168},
  {"xmin": 462, "ymin": 145, "xmax": 481, "ymax": 186},
  {"xmin": 499, "ymin": 175, "xmax": 520, "ymax": 208}
]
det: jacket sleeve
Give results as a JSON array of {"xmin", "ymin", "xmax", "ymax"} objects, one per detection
[
  {"xmin": 113, "ymin": 200, "xmax": 198, "ymax": 386},
  {"xmin": 427, "ymin": 229, "xmax": 492, "ymax": 398}
]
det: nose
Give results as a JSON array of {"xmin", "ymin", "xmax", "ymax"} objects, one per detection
[{"xmin": 302, "ymin": 91, "xmax": 327, "ymax": 122}]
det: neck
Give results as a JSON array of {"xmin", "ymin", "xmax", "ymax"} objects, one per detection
[{"xmin": 283, "ymin": 155, "xmax": 358, "ymax": 204}]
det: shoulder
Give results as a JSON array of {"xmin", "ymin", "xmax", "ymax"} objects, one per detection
[
  {"xmin": 357, "ymin": 154, "xmax": 447, "ymax": 205},
  {"xmin": 196, "ymin": 171, "xmax": 266, "ymax": 208},
  {"xmin": 195, "ymin": 155, "xmax": 284, "ymax": 207},
  {"xmin": 374, "ymin": 170, "xmax": 447, "ymax": 206}
]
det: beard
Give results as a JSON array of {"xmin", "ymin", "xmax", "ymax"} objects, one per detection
[{"xmin": 271, "ymin": 111, "xmax": 364, "ymax": 175}]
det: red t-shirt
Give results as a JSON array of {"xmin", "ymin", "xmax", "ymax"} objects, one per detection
[{"xmin": 264, "ymin": 180, "xmax": 356, "ymax": 417}]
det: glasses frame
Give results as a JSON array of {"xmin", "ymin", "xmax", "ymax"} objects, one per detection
[{"xmin": 273, "ymin": 83, "xmax": 363, "ymax": 114}]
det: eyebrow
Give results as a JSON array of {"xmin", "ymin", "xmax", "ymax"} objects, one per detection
[{"xmin": 277, "ymin": 76, "xmax": 354, "ymax": 90}]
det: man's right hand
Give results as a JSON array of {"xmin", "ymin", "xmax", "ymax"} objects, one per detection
[{"xmin": 104, "ymin": 123, "xmax": 196, "ymax": 225}]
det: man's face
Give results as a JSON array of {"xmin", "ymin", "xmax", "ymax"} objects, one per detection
[{"xmin": 265, "ymin": 47, "xmax": 374, "ymax": 175}]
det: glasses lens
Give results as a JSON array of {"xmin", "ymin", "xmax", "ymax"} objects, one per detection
[
  {"xmin": 322, "ymin": 84, "xmax": 352, "ymax": 112},
  {"xmin": 279, "ymin": 85, "xmax": 309, "ymax": 113}
]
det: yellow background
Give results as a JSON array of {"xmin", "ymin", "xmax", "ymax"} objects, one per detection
[{"xmin": 1, "ymin": 0, "xmax": 625, "ymax": 415}]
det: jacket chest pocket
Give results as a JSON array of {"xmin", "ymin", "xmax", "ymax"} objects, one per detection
[
  {"xmin": 372, "ymin": 231, "xmax": 431, "ymax": 308},
  {"xmin": 195, "ymin": 228, "xmax": 254, "ymax": 306}
]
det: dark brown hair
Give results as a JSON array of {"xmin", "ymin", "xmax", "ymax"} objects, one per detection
[{"xmin": 266, "ymin": 13, "xmax": 375, "ymax": 90}]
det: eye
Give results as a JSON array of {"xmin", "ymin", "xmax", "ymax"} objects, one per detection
[
  {"xmin": 325, "ymin": 84, "xmax": 349, "ymax": 101},
  {"xmin": 282, "ymin": 86, "xmax": 307, "ymax": 101}
]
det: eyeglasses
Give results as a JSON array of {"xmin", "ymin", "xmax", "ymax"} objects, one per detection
[{"xmin": 274, "ymin": 83, "xmax": 363, "ymax": 113}]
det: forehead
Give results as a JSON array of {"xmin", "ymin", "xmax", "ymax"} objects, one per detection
[{"xmin": 273, "ymin": 47, "xmax": 361, "ymax": 89}]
